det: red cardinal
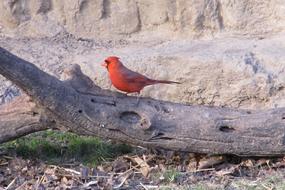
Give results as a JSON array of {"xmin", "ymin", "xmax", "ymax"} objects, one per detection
[{"xmin": 101, "ymin": 56, "xmax": 180, "ymax": 94}]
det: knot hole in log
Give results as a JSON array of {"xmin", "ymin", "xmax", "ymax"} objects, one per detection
[
  {"xmin": 120, "ymin": 111, "xmax": 140, "ymax": 124},
  {"xmin": 219, "ymin": 125, "xmax": 235, "ymax": 133},
  {"xmin": 216, "ymin": 120, "xmax": 235, "ymax": 133},
  {"xmin": 120, "ymin": 111, "xmax": 151, "ymax": 130}
]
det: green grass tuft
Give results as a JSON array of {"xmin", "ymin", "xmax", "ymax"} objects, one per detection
[
  {"xmin": 1, "ymin": 130, "xmax": 132, "ymax": 166},
  {"xmin": 163, "ymin": 169, "xmax": 182, "ymax": 183}
]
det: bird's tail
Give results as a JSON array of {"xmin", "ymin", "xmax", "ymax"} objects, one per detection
[{"xmin": 150, "ymin": 79, "xmax": 181, "ymax": 85}]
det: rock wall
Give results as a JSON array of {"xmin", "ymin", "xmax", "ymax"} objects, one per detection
[
  {"xmin": 0, "ymin": 0, "xmax": 284, "ymax": 39},
  {"xmin": 1, "ymin": 32, "xmax": 285, "ymax": 109},
  {"xmin": 0, "ymin": 0, "xmax": 285, "ymax": 110}
]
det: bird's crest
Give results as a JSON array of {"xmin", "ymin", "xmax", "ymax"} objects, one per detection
[{"xmin": 105, "ymin": 56, "xmax": 120, "ymax": 64}]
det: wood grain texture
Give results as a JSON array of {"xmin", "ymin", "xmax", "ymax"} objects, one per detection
[{"xmin": 0, "ymin": 47, "xmax": 285, "ymax": 156}]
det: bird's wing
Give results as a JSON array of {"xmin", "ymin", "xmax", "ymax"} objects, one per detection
[{"xmin": 120, "ymin": 67, "xmax": 151, "ymax": 84}]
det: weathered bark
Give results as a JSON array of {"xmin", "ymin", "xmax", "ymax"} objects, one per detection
[
  {"xmin": 0, "ymin": 95, "xmax": 50, "ymax": 143},
  {"xmin": 0, "ymin": 47, "xmax": 285, "ymax": 156}
]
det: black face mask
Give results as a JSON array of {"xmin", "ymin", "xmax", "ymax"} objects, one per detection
[{"xmin": 104, "ymin": 60, "xmax": 110, "ymax": 70}]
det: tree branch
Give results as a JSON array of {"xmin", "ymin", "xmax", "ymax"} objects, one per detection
[
  {"xmin": 0, "ymin": 95, "xmax": 52, "ymax": 143},
  {"xmin": 0, "ymin": 47, "xmax": 285, "ymax": 156}
]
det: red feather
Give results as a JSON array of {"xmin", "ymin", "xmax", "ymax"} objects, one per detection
[{"xmin": 102, "ymin": 56, "xmax": 180, "ymax": 93}]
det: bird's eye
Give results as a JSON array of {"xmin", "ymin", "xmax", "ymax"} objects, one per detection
[{"xmin": 105, "ymin": 60, "xmax": 110, "ymax": 64}]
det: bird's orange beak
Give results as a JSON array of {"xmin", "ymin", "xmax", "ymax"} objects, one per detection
[{"xmin": 101, "ymin": 62, "xmax": 107, "ymax": 68}]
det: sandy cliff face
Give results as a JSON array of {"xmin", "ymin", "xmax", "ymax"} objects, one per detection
[
  {"xmin": 0, "ymin": 0, "xmax": 285, "ymax": 109},
  {"xmin": 0, "ymin": 0, "xmax": 284, "ymax": 38}
]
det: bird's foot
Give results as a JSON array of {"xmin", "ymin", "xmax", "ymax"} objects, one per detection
[{"xmin": 135, "ymin": 92, "xmax": 141, "ymax": 106}]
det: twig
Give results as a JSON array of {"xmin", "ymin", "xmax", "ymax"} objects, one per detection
[
  {"xmin": 0, "ymin": 162, "xmax": 8, "ymax": 166},
  {"xmin": 113, "ymin": 171, "xmax": 142, "ymax": 176},
  {"xmin": 140, "ymin": 182, "xmax": 150, "ymax": 190},
  {"xmin": 61, "ymin": 163, "xmax": 79, "ymax": 167},
  {"xmin": 82, "ymin": 181, "xmax": 98, "ymax": 188},
  {"xmin": 140, "ymin": 183, "xmax": 160, "ymax": 189},
  {"xmin": 15, "ymin": 181, "xmax": 27, "ymax": 190},
  {"xmin": 5, "ymin": 177, "xmax": 17, "ymax": 190},
  {"xmin": 140, "ymin": 184, "xmax": 171, "ymax": 189},
  {"xmin": 62, "ymin": 167, "xmax": 81, "ymax": 175},
  {"xmin": 89, "ymin": 175, "xmax": 110, "ymax": 178},
  {"xmin": 113, "ymin": 170, "xmax": 133, "ymax": 189},
  {"xmin": 116, "ymin": 163, "xmax": 141, "ymax": 178},
  {"xmin": 2, "ymin": 156, "xmax": 13, "ymax": 160},
  {"xmin": 194, "ymin": 168, "xmax": 215, "ymax": 172},
  {"xmin": 261, "ymin": 183, "xmax": 274, "ymax": 190},
  {"xmin": 35, "ymin": 175, "xmax": 45, "ymax": 190}
]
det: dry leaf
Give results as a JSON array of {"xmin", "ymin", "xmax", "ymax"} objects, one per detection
[
  {"xmin": 61, "ymin": 176, "xmax": 68, "ymax": 184},
  {"xmin": 256, "ymin": 159, "xmax": 270, "ymax": 167},
  {"xmin": 241, "ymin": 159, "xmax": 254, "ymax": 167},
  {"xmin": 216, "ymin": 165, "xmax": 236, "ymax": 176},
  {"xmin": 45, "ymin": 167, "xmax": 55, "ymax": 175},
  {"xmin": 133, "ymin": 157, "xmax": 150, "ymax": 177},
  {"xmin": 198, "ymin": 156, "xmax": 225, "ymax": 169},
  {"xmin": 112, "ymin": 159, "xmax": 129, "ymax": 172}
]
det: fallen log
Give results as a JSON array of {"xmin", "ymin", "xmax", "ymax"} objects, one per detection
[{"xmin": 0, "ymin": 47, "xmax": 285, "ymax": 156}]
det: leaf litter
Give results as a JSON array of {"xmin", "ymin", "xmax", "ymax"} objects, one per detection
[{"xmin": 0, "ymin": 149, "xmax": 285, "ymax": 189}]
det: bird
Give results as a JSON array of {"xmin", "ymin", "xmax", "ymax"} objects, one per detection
[{"xmin": 101, "ymin": 56, "xmax": 180, "ymax": 95}]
